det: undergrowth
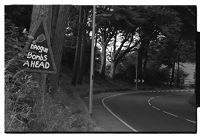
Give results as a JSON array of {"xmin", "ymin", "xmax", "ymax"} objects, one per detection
[
  {"xmin": 5, "ymin": 19, "xmax": 100, "ymax": 132},
  {"xmin": 5, "ymin": 19, "xmax": 41, "ymax": 132}
]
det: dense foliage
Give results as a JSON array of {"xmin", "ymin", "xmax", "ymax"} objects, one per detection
[
  {"xmin": 94, "ymin": 6, "xmax": 196, "ymax": 87},
  {"xmin": 5, "ymin": 19, "xmax": 41, "ymax": 131},
  {"xmin": 4, "ymin": 5, "xmax": 196, "ymax": 131}
]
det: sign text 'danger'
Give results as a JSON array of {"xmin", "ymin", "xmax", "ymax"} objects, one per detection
[{"xmin": 22, "ymin": 18, "xmax": 56, "ymax": 73}]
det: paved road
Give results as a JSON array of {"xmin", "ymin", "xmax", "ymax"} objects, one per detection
[{"xmin": 102, "ymin": 90, "xmax": 196, "ymax": 133}]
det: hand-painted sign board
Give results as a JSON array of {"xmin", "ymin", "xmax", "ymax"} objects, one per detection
[{"xmin": 22, "ymin": 17, "xmax": 57, "ymax": 74}]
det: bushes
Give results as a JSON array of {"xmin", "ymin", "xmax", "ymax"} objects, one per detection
[
  {"xmin": 115, "ymin": 64, "xmax": 136, "ymax": 83},
  {"xmin": 115, "ymin": 64, "xmax": 171, "ymax": 86},
  {"xmin": 5, "ymin": 20, "xmax": 99, "ymax": 132},
  {"xmin": 144, "ymin": 67, "xmax": 170, "ymax": 86},
  {"xmin": 5, "ymin": 19, "xmax": 40, "ymax": 132}
]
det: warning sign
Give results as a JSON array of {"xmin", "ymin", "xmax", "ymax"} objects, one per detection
[{"xmin": 22, "ymin": 17, "xmax": 57, "ymax": 73}]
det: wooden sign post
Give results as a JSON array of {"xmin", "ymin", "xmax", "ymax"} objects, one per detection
[{"xmin": 22, "ymin": 17, "xmax": 56, "ymax": 112}]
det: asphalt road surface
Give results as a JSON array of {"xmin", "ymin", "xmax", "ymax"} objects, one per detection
[{"xmin": 102, "ymin": 90, "xmax": 196, "ymax": 133}]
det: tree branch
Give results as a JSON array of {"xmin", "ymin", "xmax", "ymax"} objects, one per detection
[
  {"xmin": 114, "ymin": 32, "xmax": 129, "ymax": 60},
  {"xmin": 116, "ymin": 39, "xmax": 140, "ymax": 63},
  {"xmin": 113, "ymin": 33, "xmax": 117, "ymax": 53}
]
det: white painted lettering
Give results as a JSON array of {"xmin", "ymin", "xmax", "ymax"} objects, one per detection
[
  {"xmin": 23, "ymin": 60, "xmax": 29, "ymax": 67},
  {"xmin": 43, "ymin": 55, "xmax": 47, "ymax": 61},
  {"xmin": 30, "ymin": 61, "xmax": 36, "ymax": 67},
  {"xmin": 27, "ymin": 52, "xmax": 32, "ymax": 58},
  {"xmin": 45, "ymin": 62, "xmax": 50, "ymax": 69},
  {"xmin": 30, "ymin": 43, "xmax": 48, "ymax": 54},
  {"xmin": 35, "ymin": 61, "xmax": 40, "ymax": 68}
]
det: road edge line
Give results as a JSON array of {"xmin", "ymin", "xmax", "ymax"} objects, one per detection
[
  {"xmin": 101, "ymin": 90, "xmax": 196, "ymax": 132},
  {"xmin": 102, "ymin": 92, "xmax": 140, "ymax": 132}
]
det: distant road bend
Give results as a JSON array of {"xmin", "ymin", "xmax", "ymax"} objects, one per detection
[{"xmin": 102, "ymin": 90, "xmax": 196, "ymax": 132}]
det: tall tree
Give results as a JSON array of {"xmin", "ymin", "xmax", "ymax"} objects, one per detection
[
  {"xmin": 96, "ymin": 6, "xmax": 145, "ymax": 78},
  {"xmin": 77, "ymin": 7, "xmax": 91, "ymax": 84},
  {"xmin": 108, "ymin": 31, "xmax": 140, "ymax": 78},
  {"xmin": 71, "ymin": 6, "xmax": 83, "ymax": 85},
  {"xmin": 48, "ymin": 6, "xmax": 69, "ymax": 93},
  {"xmin": 30, "ymin": 5, "xmax": 69, "ymax": 94},
  {"xmin": 71, "ymin": 6, "xmax": 92, "ymax": 85}
]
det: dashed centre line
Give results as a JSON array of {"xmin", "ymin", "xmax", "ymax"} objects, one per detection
[
  {"xmin": 185, "ymin": 119, "xmax": 197, "ymax": 124},
  {"xmin": 102, "ymin": 89, "xmax": 195, "ymax": 131},
  {"xmin": 163, "ymin": 110, "xmax": 178, "ymax": 118},
  {"xmin": 147, "ymin": 92, "xmax": 196, "ymax": 124}
]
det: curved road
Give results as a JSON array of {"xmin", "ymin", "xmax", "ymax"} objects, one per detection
[{"xmin": 102, "ymin": 90, "xmax": 196, "ymax": 133}]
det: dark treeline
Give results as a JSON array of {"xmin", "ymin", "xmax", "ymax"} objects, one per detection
[
  {"xmin": 5, "ymin": 4, "xmax": 197, "ymax": 94},
  {"xmin": 4, "ymin": 5, "xmax": 198, "ymax": 132},
  {"xmin": 5, "ymin": 5, "xmax": 196, "ymax": 87}
]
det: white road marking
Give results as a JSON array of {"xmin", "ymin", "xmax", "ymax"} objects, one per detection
[
  {"xmin": 185, "ymin": 118, "xmax": 197, "ymax": 124},
  {"xmin": 162, "ymin": 110, "xmax": 178, "ymax": 118},
  {"xmin": 102, "ymin": 90, "xmax": 196, "ymax": 131},
  {"xmin": 152, "ymin": 106, "xmax": 160, "ymax": 111},
  {"xmin": 148, "ymin": 94, "xmax": 196, "ymax": 124},
  {"xmin": 102, "ymin": 93, "xmax": 138, "ymax": 132},
  {"xmin": 148, "ymin": 99, "xmax": 151, "ymax": 103}
]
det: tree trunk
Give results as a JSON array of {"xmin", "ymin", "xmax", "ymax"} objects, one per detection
[
  {"xmin": 109, "ymin": 57, "xmax": 116, "ymax": 79},
  {"xmin": 142, "ymin": 55, "xmax": 148, "ymax": 82},
  {"xmin": 29, "ymin": 5, "xmax": 51, "ymax": 101},
  {"xmin": 176, "ymin": 54, "xmax": 180, "ymax": 88},
  {"xmin": 100, "ymin": 43, "xmax": 107, "ymax": 77},
  {"xmin": 30, "ymin": 5, "xmax": 69, "ymax": 95},
  {"xmin": 48, "ymin": 6, "xmax": 69, "ymax": 94},
  {"xmin": 170, "ymin": 56, "xmax": 176, "ymax": 87},
  {"xmin": 77, "ymin": 7, "xmax": 87, "ymax": 84},
  {"xmin": 176, "ymin": 36, "xmax": 182, "ymax": 88},
  {"xmin": 71, "ymin": 6, "xmax": 82, "ymax": 85},
  {"xmin": 137, "ymin": 47, "xmax": 143, "ymax": 82},
  {"xmin": 142, "ymin": 41, "xmax": 150, "ymax": 82},
  {"xmin": 50, "ymin": 6, "xmax": 60, "ymax": 43},
  {"xmin": 29, "ymin": 6, "xmax": 51, "ymax": 32}
]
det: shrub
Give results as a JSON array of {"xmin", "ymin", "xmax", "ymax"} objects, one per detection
[
  {"xmin": 5, "ymin": 19, "xmax": 40, "ymax": 132},
  {"xmin": 115, "ymin": 64, "xmax": 136, "ymax": 83},
  {"xmin": 144, "ymin": 67, "xmax": 170, "ymax": 86}
]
